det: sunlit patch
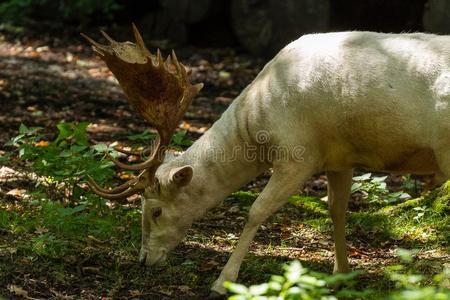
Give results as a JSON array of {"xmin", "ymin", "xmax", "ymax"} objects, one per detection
[
  {"xmin": 434, "ymin": 99, "xmax": 448, "ymax": 111},
  {"xmin": 433, "ymin": 72, "xmax": 450, "ymax": 111}
]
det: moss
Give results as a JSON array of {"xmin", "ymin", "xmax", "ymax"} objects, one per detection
[
  {"xmin": 432, "ymin": 181, "xmax": 450, "ymax": 214},
  {"xmin": 289, "ymin": 195, "xmax": 328, "ymax": 217},
  {"xmin": 229, "ymin": 190, "xmax": 259, "ymax": 212},
  {"xmin": 231, "ymin": 190, "xmax": 259, "ymax": 201}
]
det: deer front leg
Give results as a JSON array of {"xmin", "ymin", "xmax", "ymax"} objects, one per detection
[
  {"xmin": 326, "ymin": 169, "xmax": 352, "ymax": 273},
  {"xmin": 211, "ymin": 166, "xmax": 315, "ymax": 295}
]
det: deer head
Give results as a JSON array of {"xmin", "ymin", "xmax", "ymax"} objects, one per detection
[{"xmin": 82, "ymin": 25, "xmax": 203, "ymax": 265}]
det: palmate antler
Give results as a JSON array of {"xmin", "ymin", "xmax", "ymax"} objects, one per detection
[{"xmin": 82, "ymin": 24, "xmax": 203, "ymax": 200}]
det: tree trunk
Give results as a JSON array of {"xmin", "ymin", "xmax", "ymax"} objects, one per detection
[
  {"xmin": 139, "ymin": 9, "xmax": 188, "ymax": 48},
  {"xmin": 231, "ymin": 0, "xmax": 330, "ymax": 57},
  {"xmin": 158, "ymin": 0, "xmax": 213, "ymax": 24},
  {"xmin": 423, "ymin": 0, "xmax": 450, "ymax": 34}
]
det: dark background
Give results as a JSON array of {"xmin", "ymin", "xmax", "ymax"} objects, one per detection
[{"xmin": 0, "ymin": 0, "xmax": 449, "ymax": 57}]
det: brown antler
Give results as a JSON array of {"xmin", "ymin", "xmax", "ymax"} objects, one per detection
[{"xmin": 82, "ymin": 24, "xmax": 203, "ymax": 201}]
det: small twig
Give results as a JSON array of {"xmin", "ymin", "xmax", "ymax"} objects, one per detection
[{"xmin": 278, "ymin": 247, "xmax": 305, "ymax": 251}]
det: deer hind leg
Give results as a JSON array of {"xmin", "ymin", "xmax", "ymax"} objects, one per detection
[
  {"xmin": 326, "ymin": 169, "xmax": 353, "ymax": 273},
  {"xmin": 210, "ymin": 164, "xmax": 316, "ymax": 295},
  {"xmin": 434, "ymin": 151, "xmax": 450, "ymax": 181}
]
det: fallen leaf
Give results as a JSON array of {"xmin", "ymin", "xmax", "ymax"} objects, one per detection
[
  {"xmin": 199, "ymin": 260, "xmax": 219, "ymax": 272},
  {"xmin": 8, "ymin": 285, "xmax": 29, "ymax": 298},
  {"xmin": 34, "ymin": 140, "xmax": 49, "ymax": 147},
  {"xmin": 34, "ymin": 225, "xmax": 48, "ymax": 235},
  {"xmin": 129, "ymin": 290, "xmax": 141, "ymax": 297},
  {"xmin": 177, "ymin": 285, "xmax": 191, "ymax": 293},
  {"xmin": 6, "ymin": 188, "xmax": 26, "ymax": 199},
  {"xmin": 119, "ymin": 173, "xmax": 132, "ymax": 180}
]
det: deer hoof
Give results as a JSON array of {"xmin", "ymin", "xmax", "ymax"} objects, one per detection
[{"xmin": 207, "ymin": 291, "xmax": 227, "ymax": 299}]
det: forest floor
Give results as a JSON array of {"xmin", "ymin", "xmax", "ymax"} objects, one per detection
[{"xmin": 0, "ymin": 30, "xmax": 449, "ymax": 299}]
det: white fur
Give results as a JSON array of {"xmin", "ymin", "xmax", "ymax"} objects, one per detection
[{"xmin": 139, "ymin": 31, "xmax": 450, "ymax": 294}]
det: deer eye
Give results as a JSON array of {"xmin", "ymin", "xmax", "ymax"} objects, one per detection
[{"xmin": 151, "ymin": 207, "xmax": 162, "ymax": 219}]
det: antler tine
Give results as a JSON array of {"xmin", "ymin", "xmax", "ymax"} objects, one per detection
[
  {"xmin": 87, "ymin": 169, "xmax": 151, "ymax": 200},
  {"xmin": 88, "ymin": 184, "xmax": 141, "ymax": 201},
  {"xmin": 114, "ymin": 146, "xmax": 152, "ymax": 157},
  {"xmin": 132, "ymin": 22, "xmax": 148, "ymax": 54},
  {"xmin": 105, "ymin": 133, "xmax": 168, "ymax": 171},
  {"xmin": 165, "ymin": 54, "xmax": 173, "ymax": 67},
  {"xmin": 80, "ymin": 33, "xmax": 110, "ymax": 55},
  {"xmin": 165, "ymin": 54, "xmax": 175, "ymax": 72},
  {"xmin": 156, "ymin": 48, "xmax": 164, "ymax": 67},
  {"xmin": 100, "ymin": 30, "xmax": 117, "ymax": 44},
  {"xmin": 171, "ymin": 49, "xmax": 182, "ymax": 73},
  {"xmin": 87, "ymin": 175, "xmax": 136, "ymax": 194}
]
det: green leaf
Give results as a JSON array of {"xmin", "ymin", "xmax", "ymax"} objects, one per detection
[
  {"xmin": 351, "ymin": 182, "xmax": 362, "ymax": 193},
  {"xmin": 228, "ymin": 296, "xmax": 247, "ymax": 300},
  {"xmin": 55, "ymin": 122, "xmax": 73, "ymax": 144},
  {"xmin": 353, "ymin": 173, "xmax": 372, "ymax": 181},
  {"xmin": 171, "ymin": 130, "xmax": 193, "ymax": 147},
  {"xmin": 7, "ymin": 134, "xmax": 25, "ymax": 146},
  {"xmin": 396, "ymin": 248, "xmax": 416, "ymax": 263},
  {"xmin": 325, "ymin": 270, "xmax": 362, "ymax": 285},
  {"xmin": 74, "ymin": 122, "xmax": 89, "ymax": 145},
  {"xmin": 19, "ymin": 123, "xmax": 29, "ymax": 134},
  {"xmin": 59, "ymin": 150, "xmax": 72, "ymax": 157},
  {"xmin": 127, "ymin": 130, "xmax": 155, "ymax": 142},
  {"xmin": 249, "ymin": 283, "xmax": 269, "ymax": 295},
  {"xmin": 71, "ymin": 145, "xmax": 88, "ymax": 153},
  {"xmin": 378, "ymin": 182, "xmax": 387, "ymax": 190},
  {"xmin": 92, "ymin": 143, "xmax": 108, "ymax": 153},
  {"xmin": 285, "ymin": 261, "xmax": 306, "ymax": 282},
  {"xmin": 268, "ymin": 281, "xmax": 282, "ymax": 291},
  {"xmin": 372, "ymin": 176, "xmax": 388, "ymax": 182},
  {"xmin": 54, "ymin": 170, "xmax": 72, "ymax": 176},
  {"xmin": 224, "ymin": 282, "xmax": 249, "ymax": 295},
  {"xmin": 285, "ymin": 286, "xmax": 303, "ymax": 296},
  {"xmin": 298, "ymin": 275, "xmax": 326, "ymax": 287},
  {"xmin": 57, "ymin": 205, "xmax": 87, "ymax": 217},
  {"xmin": 270, "ymin": 275, "xmax": 285, "ymax": 284}
]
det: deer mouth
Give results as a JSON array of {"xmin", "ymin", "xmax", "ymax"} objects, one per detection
[{"xmin": 139, "ymin": 248, "xmax": 167, "ymax": 267}]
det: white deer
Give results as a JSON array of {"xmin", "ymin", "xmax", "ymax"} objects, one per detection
[{"xmin": 84, "ymin": 27, "xmax": 450, "ymax": 295}]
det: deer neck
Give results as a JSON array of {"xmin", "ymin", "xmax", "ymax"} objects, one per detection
[{"xmin": 175, "ymin": 94, "xmax": 265, "ymax": 216}]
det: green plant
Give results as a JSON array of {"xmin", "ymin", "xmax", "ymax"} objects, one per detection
[
  {"xmin": 412, "ymin": 206, "xmax": 430, "ymax": 223},
  {"xmin": 7, "ymin": 122, "xmax": 115, "ymax": 200},
  {"xmin": 0, "ymin": 0, "xmax": 35, "ymax": 23},
  {"xmin": 0, "ymin": 0, "xmax": 120, "ymax": 26},
  {"xmin": 401, "ymin": 175, "xmax": 418, "ymax": 195},
  {"xmin": 171, "ymin": 130, "xmax": 194, "ymax": 147},
  {"xmin": 225, "ymin": 251, "xmax": 450, "ymax": 300},
  {"xmin": 352, "ymin": 173, "xmax": 410, "ymax": 204},
  {"xmin": 128, "ymin": 129, "xmax": 193, "ymax": 148},
  {"xmin": 225, "ymin": 261, "xmax": 366, "ymax": 300},
  {"xmin": 386, "ymin": 249, "xmax": 450, "ymax": 300},
  {"xmin": 127, "ymin": 129, "xmax": 156, "ymax": 143},
  {"xmin": 6, "ymin": 123, "xmax": 197, "ymax": 202}
]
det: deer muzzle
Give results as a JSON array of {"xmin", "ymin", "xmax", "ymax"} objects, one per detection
[{"xmin": 139, "ymin": 247, "xmax": 167, "ymax": 266}]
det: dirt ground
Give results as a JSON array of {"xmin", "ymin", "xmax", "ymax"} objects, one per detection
[{"xmin": 0, "ymin": 30, "xmax": 448, "ymax": 299}]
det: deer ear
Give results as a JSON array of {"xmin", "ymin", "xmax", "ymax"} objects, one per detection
[{"xmin": 169, "ymin": 165, "xmax": 193, "ymax": 187}]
